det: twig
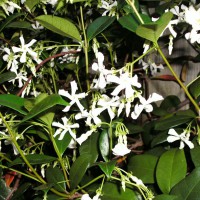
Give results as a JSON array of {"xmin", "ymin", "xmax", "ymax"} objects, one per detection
[{"xmin": 17, "ymin": 50, "xmax": 80, "ymax": 96}]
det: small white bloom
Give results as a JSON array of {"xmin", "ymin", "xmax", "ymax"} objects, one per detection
[
  {"xmin": 52, "ymin": 117, "xmax": 79, "ymax": 140},
  {"xmin": 99, "ymin": 0, "xmax": 118, "ymax": 17},
  {"xmin": 167, "ymin": 128, "xmax": 194, "ymax": 149},
  {"xmin": 32, "ymin": 21, "xmax": 44, "ymax": 30},
  {"xmin": 59, "ymin": 80, "xmax": 87, "ymax": 112},
  {"xmin": 168, "ymin": 35, "xmax": 174, "ymax": 55},
  {"xmin": 12, "ymin": 35, "xmax": 38, "ymax": 63},
  {"xmin": 107, "ymin": 72, "xmax": 141, "ymax": 99},
  {"xmin": 10, "ymin": 71, "xmax": 28, "ymax": 88},
  {"xmin": 112, "ymin": 143, "xmax": 131, "ymax": 156},
  {"xmin": 131, "ymin": 93, "xmax": 163, "ymax": 119},
  {"xmin": 76, "ymin": 129, "xmax": 94, "ymax": 145},
  {"xmin": 130, "ymin": 175, "xmax": 146, "ymax": 188}
]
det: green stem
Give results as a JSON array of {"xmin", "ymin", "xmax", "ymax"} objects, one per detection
[
  {"xmin": 156, "ymin": 43, "xmax": 200, "ymax": 115},
  {"xmin": 80, "ymin": 6, "xmax": 90, "ymax": 91},
  {"xmin": 126, "ymin": 0, "xmax": 144, "ymax": 24},
  {"xmin": 50, "ymin": 67, "xmax": 57, "ymax": 94}
]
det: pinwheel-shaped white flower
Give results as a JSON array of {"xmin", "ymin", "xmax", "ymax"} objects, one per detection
[
  {"xmin": 59, "ymin": 80, "xmax": 87, "ymax": 112},
  {"xmin": 12, "ymin": 35, "xmax": 38, "ymax": 63},
  {"xmin": 131, "ymin": 93, "xmax": 163, "ymax": 119},
  {"xmin": 99, "ymin": 0, "xmax": 118, "ymax": 16},
  {"xmin": 0, "ymin": 1, "xmax": 21, "ymax": 15},
  {"xmin": 52, "ymin": 117, "xmax": 79, "ymax": 140},
  {"xmin": 167, "ymin": 128, "xmax": 194, "ymax": 149},
  {"xmin": 107, "ymin": 72, "xmax": 141, "ymax": 99}
]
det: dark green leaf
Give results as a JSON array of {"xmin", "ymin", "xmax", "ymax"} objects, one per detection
[
  {"xmin": 54, "ymin": 132, "xmax": 72, "ymax": 156},
  {"xmin": 69, "ymin": 154, "xmax": 92, "ymax": 189},
  {"xmin": 171, "ymin": 167, "xmax": 200, "ymax": 200},
  {"xmin": 0, "ymin": 13, "xmax": 24, "ymax": 32},
  {"xmin": 97, "ymin": 160, "xmax": 116, "ymax": 178},
  {"xmin": 160, "ymin": 95, "xmax": 181, "ymax": 111},
  {"xmin": 34, "ymin": 194, "xmax": 63, "ymax": 200},
  {"xmin": 35, "ymin": 15, "xmax": 81, "ymax": 42},
  {"xmin": 154, "ymin": 194, "xmax": 179, "ymax": 200},
  {"xmin": 21, "ymin": 94, "xmax": 68, "ymax": 124},
  {"xmin": 6, "ymin": 21, "xmax": 32, "ymax": 29},
  {"xmin": 0, "ymin": 179, "xmax": 11, "ymax": 200},
  {"xmin": 25, "ymin": 0, "xmax": 40, "ymax": 11},
  {"xmin": 87, "ymin": 16, "xmax": 115, "ymax": 42},
  {"xmin": 0, "ymin": 94, "xmax": 27, "ymax": 115},
  {"xmin": 155, "ymin": 115, "xmax": 193, "ymax": 131},
  {"xmin": 190, "ymin": 140, "xmax": 200, "ymax": 167},
  {"xmin": 99, "ymin": 129, "xmax": 109, "ymax": 162},
  {"xmin": 156, "ymin": 149, "xmax": 187, "ymax": 194},
  {"xmin": 46, "ymin": 166, "xmax": 66, "ymax": 193},
  {"xmin": 151, "ymin": 131, "xmax": 168, "ymax": 147},
  {"xmin": 136, "ymin": 12, "xmax": 173, "ymax": 42},
  {"xmin": 128, "ymin": 154, "xmax": 158, "ymax": 183},
  {"xmin": 188, "ymin": 76, "xmax": 200, "ymax": 98},
  {"xmin": 0, "ymin": 72, "xmax": 16, "ymax": 84},
  {"xmin": 12, "ymin": 183, "xmax": 31, "ymax": 200},
  {"xmin": 79, "ymin": 131, "xmax": 100, "ymax": 164},
  {"xmin": 9, "ymin": 154, "xmax": 57, "ymax": 166}
]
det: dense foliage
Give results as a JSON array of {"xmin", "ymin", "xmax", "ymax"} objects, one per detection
[{"xmin": 0, "ymin": 0, "xmax": 200, "ymax": 200}]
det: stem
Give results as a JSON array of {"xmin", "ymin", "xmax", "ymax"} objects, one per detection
[
  {"xmin": 126, "ymin": 0, "xmax": 144, "ymax": 24},
  {"xmin": 80, "ymin": 6, "xmax": 90, "ymax": 91},
  {"xmin": 156, "ymin": 43, "xmax": 200, "ymax": 115}
]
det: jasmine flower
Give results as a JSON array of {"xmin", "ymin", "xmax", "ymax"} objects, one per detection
[{"xmin": 112, "ymin": 143, "xmax": 131, "ymax": 156}]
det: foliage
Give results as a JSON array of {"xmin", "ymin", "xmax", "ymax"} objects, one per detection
[{"xmin": 0, "ymin": 0, "xmax": 199, "ymax": 200}]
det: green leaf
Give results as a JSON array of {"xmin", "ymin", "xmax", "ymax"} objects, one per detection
[
  {"xmin": 160, "ymin": 95, "xmax": 181, "ymax": 111},
  {"xmin": 69, "ymin": 154, "xmax": 92, "ymax": 189},
  {"xmin": 190, "ymin": 140, "xmax": 200, "ymax": 167},
  {"xmin": 0, "ymin": 72, "xmax": 16, "ymax": 84},
  {"xmin": 12, "ymin": 183, "xmax": 31, "ymax": 200},
  {"xmin": 156, "ymin": 149, "xmax": 187, "ymax": 194},
  {"xmin": 35, "ymin": 15, "xmax": 81, "ymax": 42},
  {"xmin": 46, "ymin": 166, "xmax": 66, "ymax": 193},
  {"xmin": 0, "ymin": 13, "xmax": 24, "ymax": 32},
  {"xmin": 154, "ymin": 194, "xmax": 179, "ymax": 200},
  {"xmin": 188, "ymin": 76, "xmax": 200, "ymax": 98},
  {"xmin": 101, "ymin": 183, "xmax": 140, "ymax": 200},
  {"xmin": 99, "ymin": 129, "xmax": 109, "ymax": 162},
  {"xmin": 0, "ymin": 179, "xmax": 11, "ymax": 200},
  {"xmin": 128, "ymin": 154, "xmax": 158, "ymax": 184},
  {"xmin": 155, "ymin": 115, "xmax": 193, "ymax": 131},
  {"xmin": 25, "ymin": 0, "xmax": 40, "ymax": 11},
  {"xmin": 151, "ymin": 131, "xmax": 168, "ymax": 147},
  {"xmin": 79, "ymin": 131, "xmax": 100, "ymax": 164},
  {"xmin": 21, "ymin": 94, "xmax": 68, "ymax": 124},
  {"xmin": 136, "ymin": 12, "xmax": 173, "ymax": 42},
  {"xmin": 87, "ymin": 16, "xmax": 115, "ymax": 42},
  {"xmin": 54, "ymin": 132, "xmax": 72, "ymax": 156},
  {"xmin": 6, "ymin": 21, "xmax": 32, "ymax": 29},
  {"xmin": 171, "ymin": 167, "xmax": 200, "ymax": 200},
  {"xmin": 0, "ymin": 94, "xmax": 27, "ymax": 115},
  {"xmin": 97, "ymin": 160, "xmax": 116, "ymax": 178},
  {"xmin": 9, "ymin": 154, "xmax": 57, "ymax": 166}
]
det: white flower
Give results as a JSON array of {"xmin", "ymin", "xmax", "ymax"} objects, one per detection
[
  {"xmin": 12, "ymin": 35, "xmax": 38, "ymax": 63},
  {"xmin": 1, "ymin": 1, "xmax": 21, "ymax": 15},
  {"xmin": 99, "ymin": 0, "xmax": 118, "ymax": 17},
  {"xmin": 112, "ymin": 143, "xmax": 131, "ymax": 156},
  {"xmin": 10, "ymin": 71, "xmax": 28, "ymax": 88},
  {"xmin": 107, "ymin": 72, "xmax": 141, "ymax": 99},
  {"xmin": 81, "ymin": 193, "xmax": 101, "ymax": 200},
  {"xmin": 32, "ymin": 21, "xmax": 44, "ymax": 30},
  {"xmin": 76, "ymin": 129, "xmax": 94, "ymax": 145},
  {"xmin": 168, "ymin": 35, "xmax": 174, "ymax": 55},
  {"xmin": 167, "ymin": 128, "xmax": 194, "ymax": 149},
  {"xmin": 91, "ymin": 52, "xmax": 111, "ymax": 90},
  {"xmin": 47, "ymin": 0, "xmax": 58, "ymax": 7},
  {"xmin": 52, "ymin": 117, "xmax": 79, "ymax": 140},
  {"xmin": 131, "ymin": 93, "xmax": 163, "ymax": 119},
  {"xmin": 59, "ymin": 80, "xmax": 87, "ymax": 112},
  {"xmin": 130, "ymin": 175, "xmax": 146, "ymax": 188},
  {"xmin": 185, "ymin": 29, "xmax": 200, "ymax": 43}
]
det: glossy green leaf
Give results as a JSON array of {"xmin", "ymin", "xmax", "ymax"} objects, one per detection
[
  {"xmin": 21, "ymin": 94, "xmax": 68, "ymax": 124},
  {"xmin": 156, "ymin": 149, "xmax": 187, "ymax": 194},
  {"xmin": 0, "ymin": 94, "xmax": 27, "ymax": 115},
  {"xmin": 101, "ymin": 183, "xmax": 140, "ymax": 200},
  {"xmin": 0, "ymin": 72, "xmax": 16, "ymax": 84},
  {"xmin": 99, "ymin": 129, "xmax": 109, "ymax": 162},
  {"xmin": 0, "ymin": 179, "xmax": 11, "ymax": 200},
  {"xmin": 136, "ymin": 12, "xmax": 173, "ymax": 42},
  {"xmin": 9, "ymin": 154, "xmax": 57, "ymax": 166},
  {"xmin": 190, "ymin": 140, "xmax": 200, "ymax": 167},
  {"xmin": 154, "ymin": 194, "xmax": 179, "ymax": 200},
  {"xmin": 160, "ymin": 95, "xmax": 181, "ymax": 111},
  {"xmin": 46, "ymin": 166, "xmax": 66, "ymax": 193},
  {"xmin": 188, "ymin": 76, "xmax": 200, "ymax": 98},
  {"xmin": 87, "ymin": 16, "xmax": 115, "ymax": 42},
  {"xmin": 128, "ymin": 154, "xmax": 158, "ymax": 183},
  {"xmin": 0, "ymin": 13, "xmax": 24, "ymax": 32},
  {"xmin": 6, "ymin": 21, "xmax": 32, "ymax": 29},
  {"xmin": 171, "ymin": 167, "xmax": 200, "ymax": 200},
  {"xmin": 12, "ymin": 183, "xmax": 31, "ymax": 200},
  {"xmin": 79, "ymin": 131, "xmax": 100, "ymax": 164},
  {"xmin": 35, "ymin": 15, "xmax": 81, "ymax": 42},
  {"xmin": 69, "ymin": 154, "xmax": 92, "ymax": 189},
  {"xmin": 98, "ymin": 160, "xmax": 116, "ymax": 178},
  {"xmin": 54, "ymin": 132, "xmax": 72, "ymax": 156},
  {"xmin": 155, "ymin": 115, "xmax": 193, "ymax": 131},
  {"xmin": 151, "ymin": 131, "xmax": 168, "ymax": 147},
  {"xmin": 25, "ymin": 0, "xmax": 40, "ymax": 11}
]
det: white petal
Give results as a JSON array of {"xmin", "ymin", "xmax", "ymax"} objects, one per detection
[
  {"xmin": 167, "ymin": 135, "xmax": 180, "ymax": 143},
  {"xmin": 112, "ymin": 143, "xmax": 131, "ymax": 156},
  {"xmin": 168, "ymin": 128, "xmax": 179, "ymax": 137}
]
